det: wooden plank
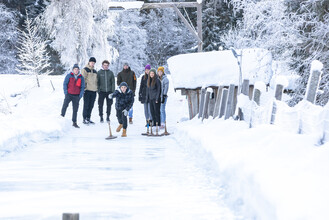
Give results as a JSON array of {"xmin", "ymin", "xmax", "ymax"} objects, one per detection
[
  {"xmin": 253, "ymin": 88, "xmax": 261, "ymax": 105},
  {"xmin": 305, "ymin": 70, "xmax": 321, "ymax": 104},
  {"xmin": 224, "ymin": 84, "xmax": 235, "ymax": 119},
  {"xmin": 198, "ymin": 88, "xmax": 206, "ymax": 118},
  {"xmin": 219, "ymin": 89, "xmax": 228, "ymax": 118},
  {"xmin": 213, "ymin": 86, "xmax": 223, "ymax": 118},
  {"xmin": 271, "ymin": 84, "xmax": 284, "ymax": 124},
  {"xmin": 202, "ymin": 90, "xmax": 211, "ymax": 121},
  {"xmin": 208, "ymin": 88, "xmax": 216, "ymax": 117}
]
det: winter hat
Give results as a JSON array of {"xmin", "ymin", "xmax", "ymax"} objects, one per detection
[
  {"xmin": 123, "ymin": 62, "xmax": 129, "ymax": 67},
  {"xmin": 157, "ymin": 66, "xmax": 164, "ymax": 73},
  {"xmin": 72, "ymin": 64, "xmax": 79, "ymax": 70},
  {"xmin": 149, "ymin": 68, "xmax": 157, "ymax": 75},
  {"xmin": 145, "ymin": 64, "xmax": 151, "ymax": 70},
  {"xmin": 89, "ymin": 57, "xmax": 96, "ymax": 63},
  {"xmin": 119, "ymin": 82, "xmax": 128, "ymax": 88}
]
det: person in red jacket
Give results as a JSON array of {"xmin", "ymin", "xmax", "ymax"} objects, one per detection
[{"xmin": 61, "ymin": 64, "xmax": 85, "ymax": 128}]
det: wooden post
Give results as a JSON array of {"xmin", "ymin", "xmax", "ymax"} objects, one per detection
[
  {"xmin": 219, "ymin": 89, "xmax": 228, "ymax": 118},
  {"xmin": 238, "ymin": 79, "xmax": 250, "ymax": 120},
  {"xmin": 208, "ymin": 88, "xmax": 216, "ymax": 117},
  {"xmin": 253, "ymin": 88, "xmax": 261, "ymax": 105},
  {"xmin": 305, "ymin": 70, "xmax": 322, "ymax": 104},
  {"xmin": 224, "ymin": 84, "xmax": 235, "ymax": 120},
  {"xmin": 187, "ymin": 89, "xmax": 199, "ymax": 119},
  {"xmin": 213, "ymin": 86, "xmax": 223, "ymax": 118},
  {"xmin": 197, "ymin": 3, "xmax": 203, "ymax": 52},
  {"xmin": 270, "ymin": 84, "xmax": 284, "ymax": 124},
  {"xmin": 202, "ymin": 90, "xmax": 211, "ymax": 121},
  {"xmin": 198, "ymin": 88, "xmax": 206, "ymax": 118},
  {"xmin": 63, "ymin": 213, "xmax": 79, "ymax": 220}
]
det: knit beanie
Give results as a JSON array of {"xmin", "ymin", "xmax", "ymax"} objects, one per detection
[
  {"xmin": 149, "ymin": 68, "xmax": 157, "ymax": 75},
  {"xmin": 119, "ymin": 82, "xmax": 128, "ymax": 88},
  {"xmin": 157, "ymin": 66, "xmax": 164, "ymax": 73},
  {"xmin": 145, "ymin": 64, "xmax": 151, "ymax": 70},
  {"xmin": 72, "ymin": 64, "xmax": 79, "ymax": 70},
  {"xmin": 123, "ymin": 62, "xmax": 129, "ymax": 67},
  {"xmin": 89, "ymin": 57, "xmax": 96, "ymax": 63}
]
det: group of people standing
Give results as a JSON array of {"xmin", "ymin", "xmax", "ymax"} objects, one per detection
[{"xmin": 60, "ymin": 57, "xmax": 169, "ymax": 137}]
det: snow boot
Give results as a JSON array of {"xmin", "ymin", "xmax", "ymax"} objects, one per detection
[
  {"xmin": 72, "ymin": 122, "xmax": 80, "ymax": 128},
  {"xmin": 100, "ymin": 116, "xmax": 104, "ymax": 123},
  {"xmin": 129, "ymin": 118, "xmax": 133, "ymax": 124},
  {"xmin": 87, "ymin": 118, "xmax": 95, "ymax": 124},
  {"xmin": 116, "ymin": 124, "xmax": 123, "ymax": 132},
  {"xmin": 106, "ymin": 115, "xmax": 110, "ymax": 122},
  {"xmin": 121, "ymin": 129, "xmax": 127, "ymax": 137},
  {"xmin": 83, "ymin": 119, "xmax": 89, "ymax": 124}
]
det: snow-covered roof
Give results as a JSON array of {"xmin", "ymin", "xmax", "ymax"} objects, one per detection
[
  {"xmin": 167, "ymin": 48, "xmax": 273, "ymax": 89},
  {"xmin": 108, "ymin": 1, "xmax": 144, "ymax": 10}
]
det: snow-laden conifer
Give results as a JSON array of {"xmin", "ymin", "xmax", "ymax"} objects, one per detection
[{"xmin": 16, "ymin": 12, "xmax": 51, "ymax": 87}]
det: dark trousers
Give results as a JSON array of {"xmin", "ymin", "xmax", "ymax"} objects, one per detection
[
  {"xmin": 61, "ymin": 94, "xmax": 80, "ymax": 123},
  {"xmin": 150, "ymin": 100, "xmax": 161, "ymax": 126},
  {"xmin": 116, "ymin": 109, "xmax": 128, "ymax": 129},
  {"xmin": 98, "ymin": 91, "xmax": 113, "ymax": 117},
  {"xmin": 83, "ymin": 90, "xmax": 96, "ymax": 120}
]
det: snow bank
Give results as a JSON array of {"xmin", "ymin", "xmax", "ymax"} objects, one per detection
[
  {"xmin": 167, "ymin": 48, "xmax": 272, "ymax": 89},
  {"xmin": 175, "ymin": 118, "xmax": 329, "ymax": 220},
  {"xmin": 0, "ymin": 75, "xmax": 70, "ymax": 156}
]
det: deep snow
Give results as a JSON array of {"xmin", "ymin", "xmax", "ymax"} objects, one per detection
[{"xmin": 1, "ymin": 74, "xmax": 329, "ymax": 219}]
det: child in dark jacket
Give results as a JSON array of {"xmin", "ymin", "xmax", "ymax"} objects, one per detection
[{"xmin": 109, "ymin": 82, "xmax": 134, "ymax": 137}]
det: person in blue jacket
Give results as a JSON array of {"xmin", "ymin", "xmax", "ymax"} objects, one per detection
[
  {"xmin": 109, "ymin": 82, "xmax": 134, "ymax": 137},
  {"xmin": 61, "ymin": 64, "xmax": 85, "ymax": 128}
]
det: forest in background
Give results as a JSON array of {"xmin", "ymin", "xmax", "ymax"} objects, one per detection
[{"xmin": 0, "ymin": 0, "xmax": 328, "ymax": 105}]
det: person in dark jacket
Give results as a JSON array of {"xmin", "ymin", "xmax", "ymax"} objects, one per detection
[
  {"xmin": 109, "ymin": 82, "xmax": 134, "ymax": 137},
  {"xmin": 97, "ymin": 60, "xmax": 115, "ymax": 123},
  {"xmin": 138, "ymin": 64, "xmax": 152, "ymax": 126},
  {"xmin": 157, "ymin": 66, "xmax": 169, "ymax": 129},
  {"xmin": 145, "ymin": 68, "xmax": 161, "ymax": 128},
  {"xmin": 61, "ymin": 64, "xmax": 85, "ymax": 128},
  {"xmin": 117, "ymin": 62, "xmax": 136, "ymax": 124},
  {"xmin": 81, "ymin": 57, "xmax": 98, "ymax": 124}
]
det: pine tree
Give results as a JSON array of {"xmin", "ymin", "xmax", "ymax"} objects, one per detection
[
  {"xmin": 16, "ymin": 12, "xmax": 51, "ymax": 87},
  {"xmin": 0, "ymin": 4, "xmax": 18, "ymax": 74}
]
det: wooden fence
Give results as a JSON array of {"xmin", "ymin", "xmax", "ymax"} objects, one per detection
[{"xmin": 177, "ymin": 64, "xmax": 328, "ymax": 144}]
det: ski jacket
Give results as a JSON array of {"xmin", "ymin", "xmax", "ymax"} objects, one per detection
[
  {"xmin": 160, "ymin": 74, "xmax": 169, "ymax": 102},
  {"xmin": 138, "ymin": 73, "xmax": 149, "ymax": 103},
  {"xmin": 146, "ymin": 76, "xmax": 161, "ymax": 103},
  {"xmin": 97, "ymin": 68, "xmax": 115, "ymax": 93},
  {"xmin": 117, "ymin": 67, "xmax": 137, "ymax": 93},
  {"xmin": 63, "ymin": 72, "xmax": 85, "ymax": 98},
  {"xmin": 81, "ymin": 64, "xmax": 97, "ymax": 92},
  {"xmin": 112, "ymin": 87, "xmax": 135, "ymax": 111}
]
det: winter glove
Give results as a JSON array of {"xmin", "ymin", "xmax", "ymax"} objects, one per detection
[
  {"xmin": 122, "ymin": 109, "xmax": 128, "ymax": 116},
  {"xmin": 108, "ymin": 93, "xmax": 113, "ymax": 99},
  {"xmin": 161, "ymin": 95, "xmax": 167, "ymax": 103}
]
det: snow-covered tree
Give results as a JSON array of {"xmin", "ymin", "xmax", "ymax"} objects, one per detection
[
  {"xmin": 108, "ymin": 9, "xmax": 147, "ymax": 76},
  {"xmin": 42, "ymin": 0, "xmax": 118, "ymax": 70},
  {"xmin": 142, "ymin": 7, "xmax": 196, "ymax": 69},
  {"xmin": 0, "ymin": 4, "xmax": 18, "ymax": 74},
  {"xmin": 16, "ymin": 12, "xmax": 51, "ymax": 87}
]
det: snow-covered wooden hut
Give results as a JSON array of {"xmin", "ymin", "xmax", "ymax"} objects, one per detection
[{"xmin": 168, "ymin": 48, "xmax": 273, "ymax": 119}]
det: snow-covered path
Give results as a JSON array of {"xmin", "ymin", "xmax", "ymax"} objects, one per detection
[
  {"xmin": 0, "ymin": 76, "xmax": 238, "ymax": 219},
  {"xmin": 0, "ymin": 123, "xmax": 236, "ymax": 219}
]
